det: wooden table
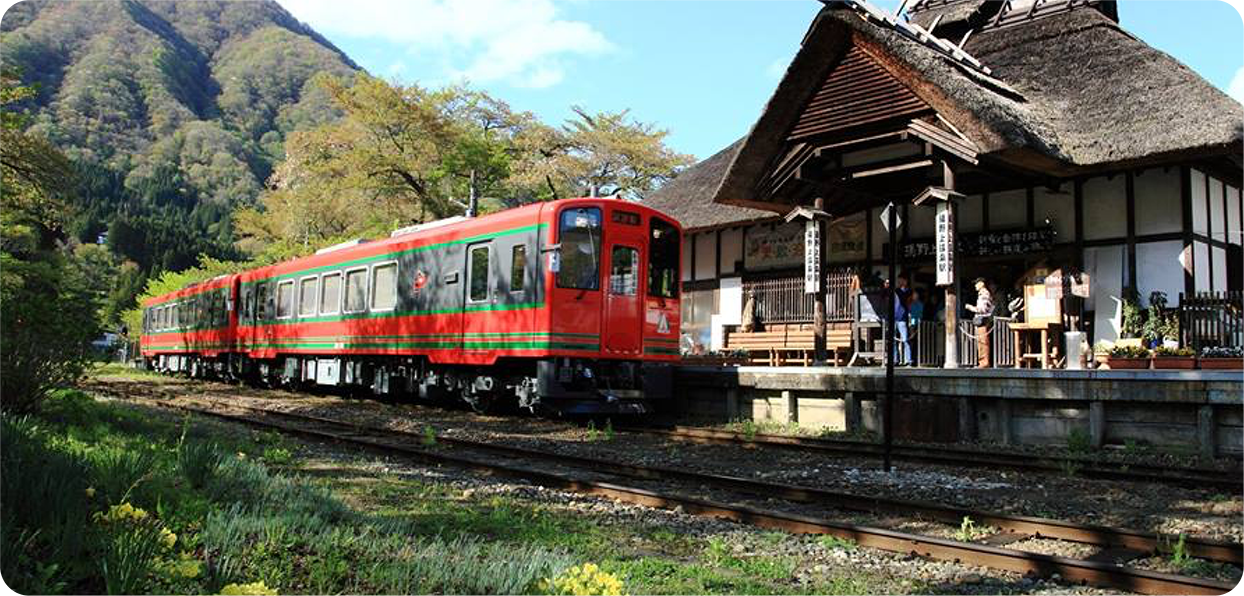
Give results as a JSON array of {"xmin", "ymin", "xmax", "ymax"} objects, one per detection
[{"xmin": 1010, "ymin": 321, "xmax": 1063, "ymax": 369}]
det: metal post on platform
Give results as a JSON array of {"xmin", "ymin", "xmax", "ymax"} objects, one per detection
[{"xmin": 883, "ymin": 202, "xmax": 898, "ymax": 473}]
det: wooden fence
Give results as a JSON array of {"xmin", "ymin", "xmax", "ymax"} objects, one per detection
[
  {"xmin": 1180, "ymin": 291, "xmax": 1243, "ymax": 352},
  {"xmin": 743, "ymin": 269, "xmax": 854, "ymax": 325}
]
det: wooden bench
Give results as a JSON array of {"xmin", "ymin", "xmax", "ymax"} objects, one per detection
[{"xmin": 725, "ymin": 326, "xmax": 853, "ymax": 366}]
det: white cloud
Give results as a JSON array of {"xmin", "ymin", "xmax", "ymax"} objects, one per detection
[
  {"xmin": 1229, "ymin": 65, "xmax": 1244, "ymax": 105},
  {"xmin": 281, "ymin": 0, "xmax": 612, "ymax": 89}
]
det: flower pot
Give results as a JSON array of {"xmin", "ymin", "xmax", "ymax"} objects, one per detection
[
  {"xmin": 1106, "ymin": 356, "xmax": 1150, "ymax": 370},
  {"xmin": 1199, "ymin": 358, "xmax": 1243, "ymax": 370},
  {"xmin": 1151, "ymin": 356, "xmax": 1195, "ymax": 370}
]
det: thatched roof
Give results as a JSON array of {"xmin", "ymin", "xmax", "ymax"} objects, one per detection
[
  {"xmin": 643, "ymin": 139, "xmax": 776, "ymax": 230},
  {"xmin": 906, "ymin": 0, "xmax": 1001, "ymax": 34},
  {"xmin": 706, "ymin": 1, "xmax": 1243, "ymax": 208}
]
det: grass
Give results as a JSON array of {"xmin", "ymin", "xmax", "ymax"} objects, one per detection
[{"xmin": 6, "ymin": 388, "xmax": 921, "ymax": 595}]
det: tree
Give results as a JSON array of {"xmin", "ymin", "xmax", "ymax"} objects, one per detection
[
  {"xmin": 1, "ymin": 70, "xmax": 100, "ymax": 413},
  {"xmin": 235, "ymin": 74, "xmax": 538, "ymax": 256},
  {"xmin": 511, "ymin": 106, "xmax": 695, "ymax": 201}
]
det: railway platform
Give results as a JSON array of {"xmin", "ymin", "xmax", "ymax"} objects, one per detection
[{"xmin": 672, "ymin": 366, "xmax": 1244, "ymax": 458}]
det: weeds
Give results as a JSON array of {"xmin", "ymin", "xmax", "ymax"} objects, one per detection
[
  {"xmin": 261, "ymin": 447, "xmax": 293, "ymax": 466},
  {"xmin": 818, "ymin": 535, "xmax": 857, "ymax": 551},
  {"xmin": 1066, "ymin": 427, "xmax": 1092, "ymax": 454},
  {"xmin": 603, "ymin": 418, "xmax": 615, "ymax": 441},
  {"xmin": 421, "ymin": 425, "xmax": 436, "ymax": 446},
  {"xmin": 703, "ymin": 536, "xmax": 730, "ymax": 565},
  {"xmin": 1059, "ymin": 459, "xmax": 1083, "ymax": 477},
  {"xmin": 953, "ymin": 516, "xmax": 992, "ymax": 542},
  {"xmin": 179, "ymin": 441, "xmax": 222, "ymax": 489}
]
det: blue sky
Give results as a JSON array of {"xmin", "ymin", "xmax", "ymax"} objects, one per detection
[{"xmin": 282, "ymin": 0, "xmax": 1243, "ymax": 162}]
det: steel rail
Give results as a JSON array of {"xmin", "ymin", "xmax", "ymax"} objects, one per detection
[
  {"xmin": 627, "ymin": 426, "xmax": 1241, "ymax": 491},
  {"xmin": 152, "ymin": 398, "xmax": 1238, "ymax": 594}
]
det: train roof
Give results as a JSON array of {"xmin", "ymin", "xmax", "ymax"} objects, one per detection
[{"xmin": 142, "ymin": 197, "xmax": 680, "ymax": 307}]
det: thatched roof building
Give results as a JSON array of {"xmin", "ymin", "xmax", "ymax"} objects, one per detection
[{"xmin": 651, "ymin": 0, "xmax": 1242, "ymax": 223}]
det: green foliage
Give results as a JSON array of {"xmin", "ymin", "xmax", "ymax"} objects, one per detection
[
  {"xmin": 1108, "ymin": 345, "xmax": 1151, "ymax": 358},
  {"xmin": 1065, "ymin": 427, "xmax": 1092, "ymax": 454},
  {"xmin": 179, "ymin": 440, "xmax": 223, "ymax": 490},
  {"xmin": 421, "ymin": 425, "xmax": 437, "ymax": 447},
  {"xmin": 817, "ymin": 535, "xmax": 857, "ymax": 551},
  {"xmin": 1120, "ymin": 294, "xmax": 1144, "ymax": 339},
  {"xmin": 603, "ymin": 418, "xmax": 615, "ymax": 441},
  {"xmin": 953, "ymin": 516, "xmax": 991, "ymax": 542},
  {"xmin": 1153, "ymin": 346, "xmax": 1194, "ymax": 357}
]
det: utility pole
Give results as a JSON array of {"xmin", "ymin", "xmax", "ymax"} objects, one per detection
[
  {"xmin": 882, "ymin": 202, "xmax": 899, "ymax": 473},
  {"xmin": 466, "ymin": 169, "xmax": 478, "ymax": 218}
]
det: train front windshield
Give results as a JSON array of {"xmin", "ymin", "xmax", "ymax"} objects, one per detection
[{"xmin": 648, "ymin": 218, "xmax": 679, "ymax": 299}]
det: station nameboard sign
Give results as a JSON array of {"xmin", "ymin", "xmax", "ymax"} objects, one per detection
[
  {"xmin": 804, "ymin": 220, "xmax": 821, "ymax": 294},
  {"xmin": 899, "ymin": 226, "xmax": 1055, "ymax": 261},
  {"xmin": 935, "ymin": 202, "xmax": 954, "ymax": 287}
]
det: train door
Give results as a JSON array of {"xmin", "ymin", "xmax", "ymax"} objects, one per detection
[
  {"xmin": 462, "ymin": 241, "xmax": 495, "ymax": 357},
  {"xmin": 550, "ymin": 205, "xmax": 603, "ymax": 348},
  {"xmin": 602, "ymin": 207, "xmax": 645, "ymax": 356}
]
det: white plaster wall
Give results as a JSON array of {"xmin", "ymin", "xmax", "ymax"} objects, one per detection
[
  {"xmin": 1210, "ymin": 178, "xmax": 1226, "ymax": 242},
  {"xmin": 1228, "ymin": 185, "xmax": 1241, "ymax": 245},
  {"xmin": 1033, "ymin": 186, "xmax": 1075, "ymax": 242},
  {"xmin": 1195, "ymin": 241, "xmax": 1210, "ymax": 292},
  {"xmin": 840, "ymin": 142, "xmax": 921, "ymax": 167},
  {"xmin": 989, "ymin": 188, "xmax": 1027, "ymax": 229},
  {"xmin": 1213, "ymin": 247, "xmax": 1227, "ymax": 292},
  {"xmin": 1192, "ymin": 169, "xmax": 1208, "ymax": 235},
  {"xmin": 680, "ymin": 238, "xmax": 692, "ymax": 282},
  {"xmin": 1134, "ymin": 168, "xmax": 1181, "ymax": 236},
  {"xmin": 1136, "ymin": 241, "xmax": 1184, "ymax": 307},
  {"xmin": 694, "ymin": 232, "xmax": 716, "ymax": 280},
  {"xmin": 958, "ymin": 194, "xmax": 984, "ymax": 233},
  {"xmin": 719, "ymin": 227, "xmax": 743, "ymax": 274},
  {"xmin": 1084, "ymin": 245, "xmax": 1126, "ymax": 343},
  {"xmin": 1083, "ymin": 175, "xmax": 1127, "ymax": 241}
]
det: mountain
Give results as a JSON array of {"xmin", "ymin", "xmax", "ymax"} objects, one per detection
[{"xmin": 1, "ymin": 0, "xmax": 360, "ymax": 270}]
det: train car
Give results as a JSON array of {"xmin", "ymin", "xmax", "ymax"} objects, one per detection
[
  {"xmin": 140, "ymin": 273, "xmax": 240, "ymax": 376},
  {"xmin": 140, "ymin": 197, "xmax": 682, "ymax": 414}
]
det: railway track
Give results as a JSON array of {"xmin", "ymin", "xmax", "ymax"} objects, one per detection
[
  {"xmin": 149, "ymin": 396, "xmax": 1238, "ymax": 595},
  {"xmin": 624, "ymin": 426, "xmax": 1242, "ymax": 492}
]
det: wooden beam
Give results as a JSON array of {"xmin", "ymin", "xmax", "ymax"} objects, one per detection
[
  {"xmin": 841, "ymin": 158, "xmax": 935, "ymax": 180},
  {"xmin": 1184, "ymin": 164, "xmax": 1194, "ymax": 297},
  {"xmin": 1126, "ymin": 172, "xmax": 1137, "ymax": 292}
]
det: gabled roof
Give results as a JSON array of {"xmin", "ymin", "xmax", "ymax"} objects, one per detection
[{"xmin": 708, "ymin": 1, "xmax": 1243, "ymax": 210}]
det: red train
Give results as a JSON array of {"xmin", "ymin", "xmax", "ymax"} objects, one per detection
[{"xmin": 140, "ymin": 197, "xmax": 682, "ymax": 414}]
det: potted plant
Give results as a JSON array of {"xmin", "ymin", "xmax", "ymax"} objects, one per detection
[
  {"xmin": 1199, "ymin": 346, "xmax": 1243, "ymax": 370},
  {"xmin": 1151, "ymin": 346, "xmax": 1195, "ymax": 369},
  {"xmin": 1106, "ymin": 345, "xmax": 1151, "ymax": 369}
]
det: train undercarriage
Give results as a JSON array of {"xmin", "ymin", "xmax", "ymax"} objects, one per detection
[{"xmin": 148, "ymin": 353, "xmax": 672, "ymax": 415}]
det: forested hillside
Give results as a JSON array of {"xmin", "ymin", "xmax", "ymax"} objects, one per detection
[{"xmin": 1, "ymin": 0, "xmax": 359, "ymax": 273}]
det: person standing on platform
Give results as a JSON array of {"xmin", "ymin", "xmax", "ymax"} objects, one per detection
[
  {"xmin": 908, "ymin": 289, "xmax": 925, "ymax": 365},
  {"xmin": 892, "ymin": 275, "xmax": 913, "ymax": 366},
  {"xmin": 965, "ymin": 277, "xmax": 995, "ymax": 368}
]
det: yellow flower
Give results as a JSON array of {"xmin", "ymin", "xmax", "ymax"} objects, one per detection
[
  {"xmin": 173, "ymin": 559, "xmax": 201, "ymax": 579},
  {"xmin": 85, "ymin": 487, "xmax": 96, "ymax": 498},
  {"xmin": 237, "ymin": 452, "xmax": 247, "ymax": 459},
  {"xmin": 546, "ymin": 563, "xmax": 625, "ymax": 596},
  {"xmin": 160, "ymin": 527, "xmax": 177, "ymax": 549},
  {"xmin": 219, "ymin": 581, "xmax": 277, "ymax": 595},
  {"xmin": 94, "ymin": 502, "xmax": 150, "ymax": 524}
]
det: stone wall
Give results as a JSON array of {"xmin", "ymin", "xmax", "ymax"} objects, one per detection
[{"xmin": 673, "ymin": 366, "xmax": 1244, "ymax": 457}]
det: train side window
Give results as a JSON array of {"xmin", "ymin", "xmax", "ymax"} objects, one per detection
[
  {"xmin": 256, "ymin": 282, "xmax": 271, "ymax": 321},
  {"xmin": 648, "ymin": 217, "xmax": 680, "ymax": 298},
  {"xmin": 298, "ymin": 276, "xmax": 319, "ymax": 317},
  {"xmin": 159, "ymin": 306, "xmax": 166, "ymax": 331},
  {"xmin": 609, "ymin": 246, "xmax": 639, "ymax": 296},
  {"xmin": 371, "ymin": 262, "xmax": 398, "ymax": 311},
  {"xmin": 171, "ymin": 303, "xmax": 180, "ymax": 329},
  {"xmin": 320, "ymin": 272, "xmax": 342, "ymax": 315},
  {"xmin": 240, "ymin": 286, "xmax": 252, "ymax": 322},
  {"xmin": 276, "ymin": 280, "xmax": 295, "ymax": 319},
  {"xmin": 467, "ymin": 244, "xmax": 490, "ymax": 303},
  {"xmin": 556, "ymin": 207, "xmax": 601, "ymax": 290},
  {"xmin": 510, "ymin": 245, "xmax": 526, "ymax": 292},
  {"xmin": 344, "ymin": 267, "xmax": 368, "ymax": 313}
]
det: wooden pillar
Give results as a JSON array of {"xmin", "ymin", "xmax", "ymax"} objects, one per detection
[
  {"xmin": 813, "ymin": 197, "xmax": 828, "ymax": 364},
  {"xmin": 726, "ymin": 388, "xmax": 739, "ymax": 421},
  {"xmin": 944, "ymin": 165, "xmax": 961, "ymax": 369}
]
